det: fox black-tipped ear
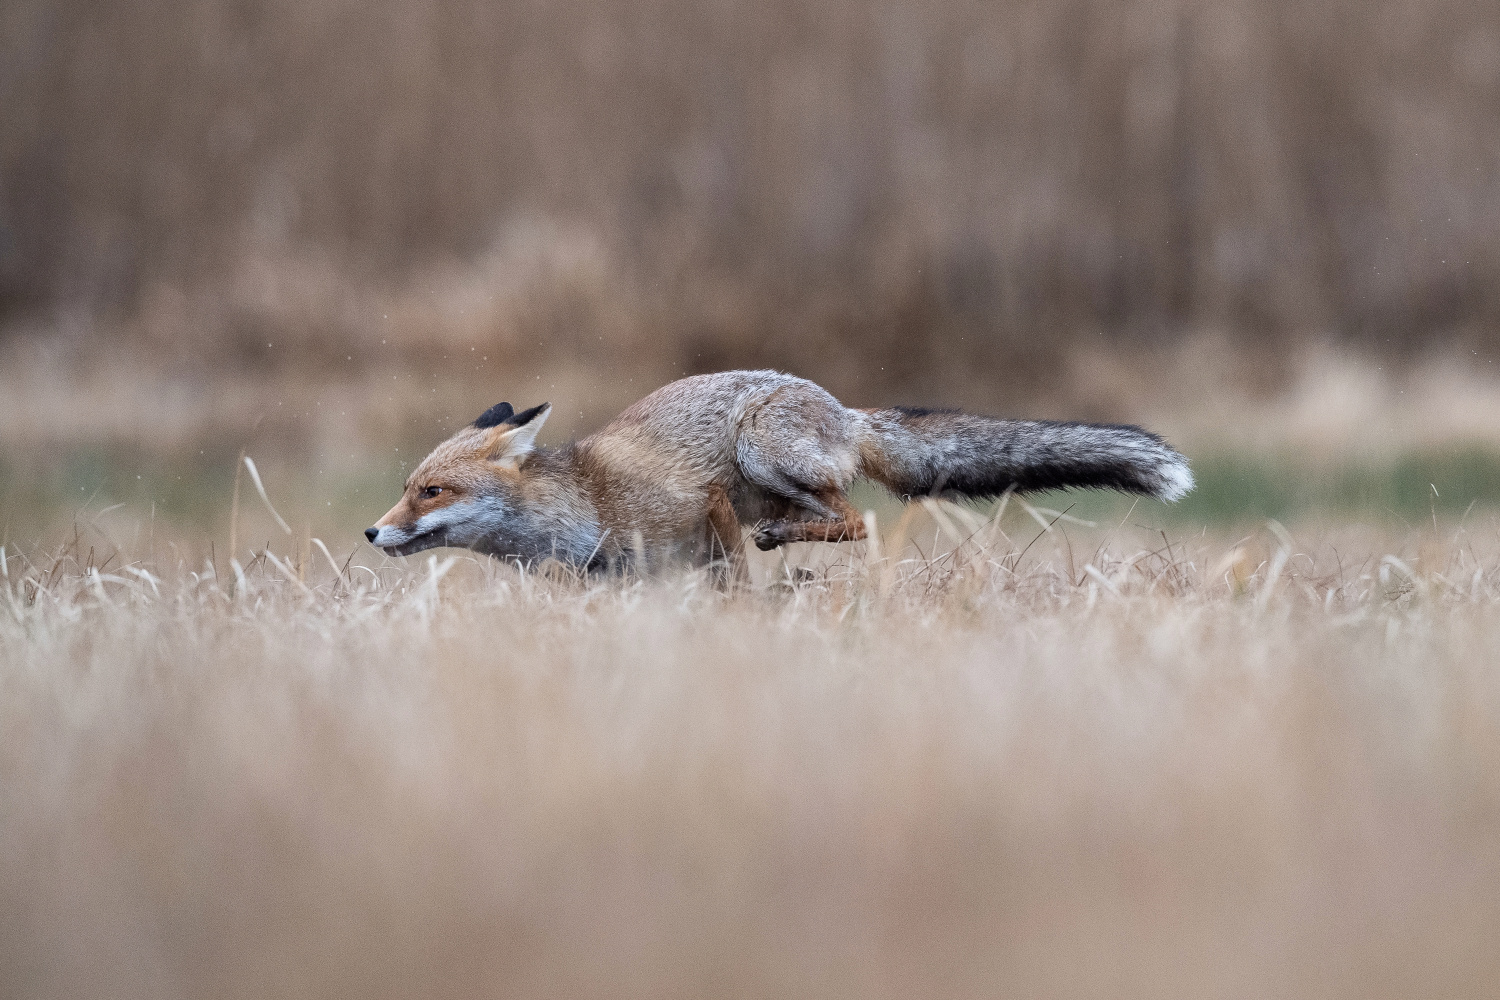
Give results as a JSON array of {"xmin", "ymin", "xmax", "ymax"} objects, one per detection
[
  {"xmin": 477, "ymin": 402, "xmax": 552, "ymax": 466},
  {"xmin": 509, "ymin": 403, "xmax": 548, "ymax": 427},
  {"xmin": 473, "ymin": 402, "xmax": 515, "ymax": 428}
]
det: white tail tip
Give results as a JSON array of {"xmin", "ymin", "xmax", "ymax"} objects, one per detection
[{"xmin": 1157, "ymin": 458, "xmax": 1195, "ymax": 502}]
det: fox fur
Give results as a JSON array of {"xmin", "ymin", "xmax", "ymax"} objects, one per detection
[{"xmin": 367, "ymin": 370, "xmax": 1193, "ymax": 568}]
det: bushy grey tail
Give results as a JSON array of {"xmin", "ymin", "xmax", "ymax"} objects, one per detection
[{"xmin": 859, "ymin": 407, "xmax": 1194, "ymax": 502}]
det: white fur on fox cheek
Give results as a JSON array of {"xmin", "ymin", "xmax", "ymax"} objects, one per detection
[
  {"xmin": 413, "ymin": 504, "xmax": 470, "ymax": 535},
  {"xmin": 451, "ymin": 497, "xmax": 510, "ymax": 540},
  {"xmin": 372, "ymin": 504, "xmax": 472, "ymax": 547},
  {"xmin": 413, "ymin": 500, "xmax": 503, "ymax": 542}
]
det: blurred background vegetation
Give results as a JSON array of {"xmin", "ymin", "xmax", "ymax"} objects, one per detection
[{"xmin": 3, "ymin": 0, "xmax": 1500, "ymax": 543}]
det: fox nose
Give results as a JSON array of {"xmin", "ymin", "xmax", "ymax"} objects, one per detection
[{"xmin": 364, "ymin": 527, "xmax": 379, "ymax": 543}]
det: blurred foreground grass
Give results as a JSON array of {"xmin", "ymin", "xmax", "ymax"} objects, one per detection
[{"xmin": 2, "ymin": 518, "xmax": 1499, "ymax": 999}]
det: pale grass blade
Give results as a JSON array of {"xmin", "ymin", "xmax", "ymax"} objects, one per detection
[{"xmin": 243, "ymin": 456, "xmax": 292, "ymax": 535}]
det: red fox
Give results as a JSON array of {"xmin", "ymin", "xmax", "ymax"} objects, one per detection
[{"xmin": 366, "ymin": 370, "xmax": 1193, "ymax": 568}]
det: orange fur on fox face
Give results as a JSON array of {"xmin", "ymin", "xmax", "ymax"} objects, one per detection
[
  {"xmin": 373, "ymin": 435, "xmax": 521, "ymax": 532},
  {"xmin": 367, "ymin": 413, "xmax": 551, "ymax": 556},
  {"xmin": 372, "ymin": 482, "xmax": 461, "ymax": 534}
]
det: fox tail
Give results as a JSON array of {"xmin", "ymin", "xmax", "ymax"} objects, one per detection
[{"xmin": 858, "ymin": 407, "xmax": 1194, "ymax": 502}]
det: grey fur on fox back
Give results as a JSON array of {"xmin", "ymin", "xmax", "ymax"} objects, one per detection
[{"xmin": 366, "ymin": 370, "xmax": 1193, "ymax": 568}]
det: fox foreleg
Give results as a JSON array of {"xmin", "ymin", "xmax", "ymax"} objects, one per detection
[
  {"xmin": 706, "ymin": 485, "xmax": 750, "ymax": 584},
  {"xmin": 751, "ymin": 492, "xmax": 867, "ymax": 551}
]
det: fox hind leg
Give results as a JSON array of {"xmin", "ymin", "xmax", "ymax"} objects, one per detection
[
  {"xmin": 734, "ymin": 385, "xmax": 865, "ymax": 551},
  {"xmin": 727, "ymin": 387, "xmax": 867, "ymax": 551},
  {"xmin": 734, "ymin": 386, "xmax": 861, "ymax": 515}
]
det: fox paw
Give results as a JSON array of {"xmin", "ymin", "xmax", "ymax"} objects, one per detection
[{"xmin": 753, "ymin": 524, "xmax": 788, "ymax": 550}]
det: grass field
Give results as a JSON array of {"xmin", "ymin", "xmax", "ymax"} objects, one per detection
[
  {"xmin": 9, "ymin": 0, "xmax": 1500, "ymax": 989},
  {"xmin": 4, "ymin": 503, "xmax": 1499, "ymax": 999}
]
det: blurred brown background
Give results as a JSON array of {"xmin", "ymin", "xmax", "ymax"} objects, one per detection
[{"xmin": 3, "ymin": 0, "xmax": 1500, "ymax": 537}]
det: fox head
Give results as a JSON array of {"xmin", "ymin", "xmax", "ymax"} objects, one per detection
[{"xmin": 366, "ymin": 401, "xmax": 551, "ymax": 557}]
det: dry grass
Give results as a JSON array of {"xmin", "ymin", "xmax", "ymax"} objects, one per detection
[{"xmin": 3, "ymin": 508, "xmax": 1500, "ymax": 999}]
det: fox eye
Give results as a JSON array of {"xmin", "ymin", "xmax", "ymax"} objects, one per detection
[{"xmin": 420, "ymin": 486, "xmax": 443, "ymax": 499}]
